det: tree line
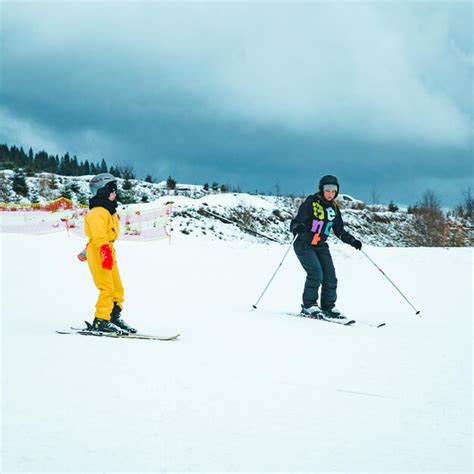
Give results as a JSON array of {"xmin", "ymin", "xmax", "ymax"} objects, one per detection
[{"xmin": 0, "ymin": 144, "xmax": 134, "ymax": 179}]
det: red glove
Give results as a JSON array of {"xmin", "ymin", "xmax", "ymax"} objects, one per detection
[{"xmin": 100, "ymin": 245, "xmax": 113, "ymax": 270}]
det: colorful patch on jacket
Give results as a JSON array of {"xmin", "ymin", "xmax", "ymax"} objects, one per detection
[{"xmin": 310, "ymin": 203, "xmax": 336, "ymax": 245}]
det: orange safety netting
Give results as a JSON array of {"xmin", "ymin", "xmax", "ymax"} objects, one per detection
[
  {"xmin": 0, "ymin": 197, "xmax": 87, "ymax": 212},
  {"xmin": 0, "ymin": 201, "xmax": 173, "ymax": 241}
]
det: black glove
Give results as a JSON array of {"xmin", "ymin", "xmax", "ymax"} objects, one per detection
[
  {"xmin": 351, "ymin": 238, "xmax": 362, "ymax": 250},
  {"xmin": 292, "ymin": 223, "xmax": 306, "ymax": 235}
]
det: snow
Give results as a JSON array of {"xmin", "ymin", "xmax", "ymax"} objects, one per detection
[
  {"xmin": 122, "ymin": 192, "xmax": 278, "ymax": 213},
  {"xmin": 1, "ymin": 228, "xmax": 472, "ymax": 472},
  {"xmin": 4, "ymin": 170, "xmax": 472, "ymax": 248}
]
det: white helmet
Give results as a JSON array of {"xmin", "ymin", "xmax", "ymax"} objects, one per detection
[{"xmin": 89, "ymin": 173, "xmax": 117, "ymax": 197}]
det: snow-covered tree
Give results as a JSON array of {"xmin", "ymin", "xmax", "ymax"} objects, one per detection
[
  {"xmin": 0, "ymin": 172, "xmax": 13, "ymax": 202},
  {"xmin": 12, "ymin": 170, "xmax": 29, "ymax": 197}
]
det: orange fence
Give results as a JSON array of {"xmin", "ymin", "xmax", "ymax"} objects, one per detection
[
  {"xmin": 0, "ymin": 197, "xmax": 87, "ymax": 212},
  {"xmin": 0, "ymin": 201, "xmax": 173, "ymax": 241}
]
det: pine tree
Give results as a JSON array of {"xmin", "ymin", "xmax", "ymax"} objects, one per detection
[
  {"xmin": 61, "ymin": 153, "xmax": 72, "ymax": 175},
  {"xmin": 12, "ymin": 169, "xmax": 29, "ymax": 197},
  {"xmin": 111, "ymin": 165, "xmax": 124, "ymax": 178},
  {"xmin": 0, "ymin": 172, "xmax": 13, "ymax": 202},
  {"xmin": 115, "ymin": 165, "xmax": 136, "ymax": 203},
  {"xmin": 26, "ymin": 147, "xmax": 34, "ymax": 174},
  {"xmin": 47, "ymin": 155, "xmax": 57, "ymax": 174},
  {"xmin": 48, "ymin": 173, "xmax": 59, "ymax": 190},
  {"xmin": 34, "ymin": 151, "xmax": 49, "ymax": 173},
  {"xmin": 121, "ymin": 165, "xmax": 135, "ymax": 191},
  {"xmin": 388, "ymin": 200, "xmax": 399, "ymax": 212},
  {"xmin": 118, "ymin": 181, "xmax": 138, "ymax": 204},
  {"xmin": 69, "ymin": 179, "xmax": 81, "ymax": 193},
  {"xmin": 122, "ymin": 176, "xmax": 133, "ymax": 191},
  {"xmin": 71, "ymin": 156, "xmax": 79, "ymax": 175},
  {"xmin": 0, "ymin": 144, "xmax": 11, "ymax": 169},
  {"xmin": 166, "ymin": 176, "xmax": 177, "ymax": 190},
  {"xmin": 61, "ymin": 182, "xmax": 73, "ymax": 200},
  {"xmin": 100, "ymin": 159, "xmax": 108, "ymax": 173},
  {"xmin": 145, "ymin": 174, "xmax": 153, "ymax": 183},
  {"xmin": 76, "ymin": 190, "xmax": 89, "ymax": 206},
  {"xmin": 30, "ymin": 188, "xmax": 40, "ymax": 204}
]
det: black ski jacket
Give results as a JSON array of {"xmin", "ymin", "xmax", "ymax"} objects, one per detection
[{"xmin": 290, "ymin": 193, "xmax": 356, "ymax": 246}]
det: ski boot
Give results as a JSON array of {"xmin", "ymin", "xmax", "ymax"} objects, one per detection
[
  {"xmin": 91, "ymin": 317, "xmax": 124, "ymax": 334},
  {"xmin": 299, "ymin": 304, "xmax": 324, "ymax": 319},
  {"xmin": 321, "ymin": 307, "xmax": 346, "ymax": 320},
  {"xmin": 110, "ymin": 303, "xmax": 137, "ymax": 333}
]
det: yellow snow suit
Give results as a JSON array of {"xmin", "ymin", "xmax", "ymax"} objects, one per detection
[{"xmin": 84, "ymin": 207, "xmax": 124, "ymax": 320}]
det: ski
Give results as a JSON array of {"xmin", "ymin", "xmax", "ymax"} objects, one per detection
[
  {"xmin": 285, "ymin": 312, "xmax": 386, "ymax": 328},
  {"xmin": 321, "ymin": 316, "xmax": 356, "ymax": 326},
  {"xmin": 56, "ymin": 328, "xmax": 180, "ymax": 341},
  {"xmin": 356, "ymin": 321, "xmax": 386, "ymax": 328},
  {"xmin": 286, "ymin": 312, "xmax": 355, "ymax": 326}
]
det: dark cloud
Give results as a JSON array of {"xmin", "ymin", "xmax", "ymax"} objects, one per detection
[{"xmin": 1, "ymin": 1, "xmax": 472, "ymax": 206}]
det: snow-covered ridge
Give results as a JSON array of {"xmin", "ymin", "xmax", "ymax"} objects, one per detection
[{"xmin": 0, "ymin": 171, "xmax": 469, "ymax": 247}]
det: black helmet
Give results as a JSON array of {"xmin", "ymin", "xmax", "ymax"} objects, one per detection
[{"xmin": 319, "ymin": 175, "xmax": 340, "ymax": 197}]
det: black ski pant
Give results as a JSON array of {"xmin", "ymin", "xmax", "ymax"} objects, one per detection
[{"xmin": 293, "ymin": 240, "xmax": 337, "ymax": 310}]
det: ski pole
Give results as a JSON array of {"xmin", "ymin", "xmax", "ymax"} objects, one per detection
[
  {"xmin": 252, "ymin": 234, "xmax": 298, "ymax": 310},
  {"xmin": 361, "ymin": 249, "xmax": 421, "ymax": 316}
]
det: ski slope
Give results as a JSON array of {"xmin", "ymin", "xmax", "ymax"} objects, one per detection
[{"xmin": 1, "ymin": 230, "xmax": 472, "ymax": 472}]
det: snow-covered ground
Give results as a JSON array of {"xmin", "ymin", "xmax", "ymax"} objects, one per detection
[{"xmin": 1, "ymin": 229, "xmax": 472, "ymax": 472}]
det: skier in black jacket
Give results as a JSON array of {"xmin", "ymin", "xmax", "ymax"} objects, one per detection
[{"xmin": 290, "ymin": 175, "xmax": 362, "ymax": 319}]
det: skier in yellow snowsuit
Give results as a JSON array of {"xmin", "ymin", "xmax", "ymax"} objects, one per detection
[{"xmin": 85, "ymin": 173, "xmax": 136, "ymax": 334}]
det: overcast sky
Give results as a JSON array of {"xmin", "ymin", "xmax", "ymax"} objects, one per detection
[{"xmin": 1, "ymin": 1, "xmax": 472, "ymax": 206}]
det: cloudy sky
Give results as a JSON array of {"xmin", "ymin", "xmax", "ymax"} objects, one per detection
[{"xmin": 1, "ymin": 1, "xmax": 472, "ymax": 206}]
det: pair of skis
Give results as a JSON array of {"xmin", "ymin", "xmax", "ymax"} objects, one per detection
[
  {"xmin": 57, "ymin": 326, "xmax": 180, "ymax": 341},
  {"xmin": 56, "ymin": 311, "xmax": 385, "ymax": 342}
]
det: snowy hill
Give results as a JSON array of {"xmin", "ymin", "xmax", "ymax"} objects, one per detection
[
  {"xmin": 1, "ymin": 229, "xmax": 472, "ymax": 472},
  {"xmin": 1, "ymin": 170, "xmax": 452, "ymax": 247}
]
